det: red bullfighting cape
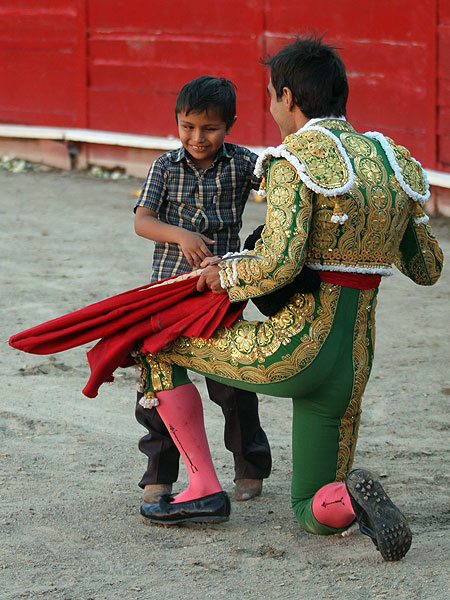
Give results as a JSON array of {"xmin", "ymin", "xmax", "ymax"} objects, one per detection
[{"xmin": 9, "ymin": 271, "xmax": 245, "ymax": 398}]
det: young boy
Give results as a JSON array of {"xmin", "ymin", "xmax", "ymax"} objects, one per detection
[{"xmin": 133, "ymin": 76, "xmax": 271, "ymax": 507}]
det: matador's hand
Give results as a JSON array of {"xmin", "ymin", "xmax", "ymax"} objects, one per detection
[
  {"xmin": 199, "ymin": 255, "xmax": 222, "ymax": 268},
  {"xmin": 196, "ymin": 265, "xmax": 226, "ymax": 294}
]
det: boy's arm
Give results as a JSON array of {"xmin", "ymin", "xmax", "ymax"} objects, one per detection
[{"xmin": 135, "ymin": 206, "xmax": 215, "ymax": 269}]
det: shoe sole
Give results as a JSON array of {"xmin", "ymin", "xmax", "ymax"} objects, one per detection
[
  {"xmin": 139, "ymin": 514, "xmax": 230, "ymax": 527},
  {"xmin": 346, "ymin": 469, "xmax": 412, "ymax": 561}
]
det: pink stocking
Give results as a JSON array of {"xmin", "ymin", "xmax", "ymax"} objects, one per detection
[
  {"xmin": 155, "ymin": 383, "xmax": 223, "ymax": 503},
  {"xmin": 312, "ymin": 482, "xmax": 355, "ymax": 529}
]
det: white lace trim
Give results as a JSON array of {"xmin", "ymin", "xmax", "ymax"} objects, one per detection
[
  {"xmin": 138, "ymin": 396, "xmax": 160, "ymax": 409},
  {"xmin": 299, "ymin": 116, "xmax": 347, "ymax": 130},
  {"xmin": 221, "ymin": 250, "xmax": 251, "ymax": 260},
  {"xmin": 219, "ymin": 250, "xmax": 253, "ymax": 287},
  {"xmin": 306, "ymin": 262, "xmax": 394, "ymax": 276},
  {"xmin": 255, "ymin": 144, "xmax": 300, "ymax": 179},
  {"xmin": 414, "ymin": 215, "xmax": 430, "ymax": 225},
  {"xmin": 224, "ymin": 265, "xmax": 238, "ymax": 286},
  {"xmin": 255, "ymin": 125, "xmax": 354, "ymax": 199},
  {"xmin": 364, "ymin": 131, "xmax": 430, "ymax": 204},
  {"xmin": 302, "ymin": 124, "xmax": 355, "ymax": 195},
  {"xmin": 218, "ymin": 268, "xmax": 227, "ymax": 289}
]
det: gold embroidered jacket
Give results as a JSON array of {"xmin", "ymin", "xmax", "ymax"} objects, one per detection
[{"xmin": 221, "ymin": 119, "xmax": 443, "ymax": 302}]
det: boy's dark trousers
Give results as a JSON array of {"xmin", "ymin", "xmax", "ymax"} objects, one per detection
[{"xmin": 135, "ymin": 378, "xmax": 272, "ymax": 487}]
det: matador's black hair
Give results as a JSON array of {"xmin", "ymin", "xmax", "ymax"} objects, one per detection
[{"xmin": 263, "ymin": 33, "xmax": 348, "ymax": 118}]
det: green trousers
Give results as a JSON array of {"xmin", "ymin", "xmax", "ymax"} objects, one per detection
[{"xmin": 135, "ymin": 283, "xmax": 378, "ymax": 535}]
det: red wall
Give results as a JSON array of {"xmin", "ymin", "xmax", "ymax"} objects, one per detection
[
  {"xmin": 0, "ymin": 0, "xmax": 449, "ymax": 171},
  {"xmin": 86, "ymin": 0, "xmax": 264, "ymax": 145},
  {"xmin": 0, "ymin": 1, "xmax": 87, "ymax": 127},
  {"xmin": 438, "ymin": 0, "xmax": 450, "ymax": 168},
  {"xmin": 263, "ymin": 1, "xmax": 438, "ymax": 166}
]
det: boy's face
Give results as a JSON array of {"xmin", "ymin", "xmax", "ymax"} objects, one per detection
[{"xmin": 177, "ymin": 109, "xmax": 231, "ymax": 169}]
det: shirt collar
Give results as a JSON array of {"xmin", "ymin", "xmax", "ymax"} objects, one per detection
[{"xmin": 297, "ymin": 116, "xmax": 347, "ymax": 134}]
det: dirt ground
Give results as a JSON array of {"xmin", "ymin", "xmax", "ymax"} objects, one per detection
[{"xmin": 1, "ymin": 168, "xmax": 449, "ymax": 600}]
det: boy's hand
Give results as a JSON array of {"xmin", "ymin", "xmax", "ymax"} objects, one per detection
[
  {"xmin": 179, "ymin": 230, "xmax": 215, "ymax": 268},
  {"xmin": 196, "ymin": 265, "xmax": 226, "ymax": 294},
  {"xmin": 135, "ymin": 208, "xmax": 214, "ymax": 268}
]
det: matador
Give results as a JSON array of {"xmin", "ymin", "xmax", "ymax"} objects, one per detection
[
  {"xmin": 134, "ymin": 37, "xmax": 443, "ymax": 562},
  {"xmin": 9, "ymin": 36, "xmax": 444, "ymax": 562}
]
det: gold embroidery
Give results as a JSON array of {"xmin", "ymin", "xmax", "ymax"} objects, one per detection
[
  {"xmin": 135, "ymin": 352, "xmax": 173, "ymax": 394},
  {"xmin": 302, "ymin": 128, "xmax": 438, "ymax": 274},
  {"xmin": 336, "ymin": 289, "xmax": 377, "ymax": 481},
  {"xmin": 407, "ymin": 225, "xmax": 443, "ymax": 285},
  {"xmin": 317, "ymin": 119, "xmax": 355, "ymax": 132},
  {"xmin": 157, "ymin": 284, "xmax": 340, "ymax": 386},
  {"xmin": 370, "ymin": 185, "xmax": 389, "ymax": 210},
  {"xmin": 252, "ymin": 124, "xmax": 442, "ymax": 280},
  {"xmin": 227, "ymin": 159, "xmax": 312, "ymax": 302},
  {"xmin": 340, "ymin": 133, "xmax": 373, "ymax": 158},
  {"xmin": 359, "ymin": 158, "xmax": 384, "ymax": 185},
  {"xmin": 284, "ymin": 129, "xmax": 351, "ymax": 190},
  {"xmin": 385, "ymin": 137, "xmax": 428, "ymax": 196}
]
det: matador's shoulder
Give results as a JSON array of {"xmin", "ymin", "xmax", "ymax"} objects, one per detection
[
  {"xmin": 364, "ymin": 131, "xmax": 430, "ymax": 203},
  {"xmin": 254, "ymin": 126, "xmax": 354, "ymax": 197}
]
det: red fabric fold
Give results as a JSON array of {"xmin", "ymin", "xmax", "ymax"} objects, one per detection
[
  {"xmin": 9, "ymin": 273, "xmax": 245, "ymax": 398},
  {"xmin": 318, "ymin": 270, "xmax": 381, "ymax": 289},
  {"xmin": 9, "ymin": 274, "xmax": 197, "ymax": 354}
]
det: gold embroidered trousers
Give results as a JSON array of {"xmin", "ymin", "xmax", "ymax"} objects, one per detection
[{"xmin": 136, "ymin": 281, "xmax": 378, "ymax": 535}]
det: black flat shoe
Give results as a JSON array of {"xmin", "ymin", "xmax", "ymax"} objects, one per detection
[
  {"xmin": 346, "ymin": 469, "xmax": 412, "ymax": 561},
  {"xmin": 140, "ymin": 491, "xmax": 231, "ymax": 526}
]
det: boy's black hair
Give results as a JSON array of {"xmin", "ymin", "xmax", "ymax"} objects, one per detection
[
  {"xmin": 263, "ymin": 34, "xmax": 348, "ymax": 118},
  {"xmin": 175, "ymin": 76, "xmax": 236, "ymax": 129}
]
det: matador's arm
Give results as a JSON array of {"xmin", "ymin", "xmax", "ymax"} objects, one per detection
[
  {"xmin": 368, "ymin": 132, "xmax": 444, "ymax": 286},
  {"xmin": 395, "ymin": 215, "xmax": 444, "ymax": 285},
  {"xmin": 221, "ymin": 158, "xmax": 314, "ymax": 302}
]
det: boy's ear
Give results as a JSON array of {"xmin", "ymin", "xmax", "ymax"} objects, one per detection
[{"xmin": 226, "ymin": 115, "xmax": 237, "ymax": 134}]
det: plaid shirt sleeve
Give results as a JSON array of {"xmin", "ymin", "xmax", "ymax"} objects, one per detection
[
  {"xmin": 241, "ymin": 147, "xmax": 261, "ymax": 191},
  {"xmin": 135, "ymin": 156, "xmax": 168, "ymax": 213}
]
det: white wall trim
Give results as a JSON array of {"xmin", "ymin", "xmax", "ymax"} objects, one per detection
[
  {"xmin": 425, "ymin": 169, "xmax": 450, "ymax": 189},
  {"xmin": 0, "ymin": 123, "xmax": 447, "ymax": 187},
  {"xmin": 0, "ymin": 124, "xmax": 181, "ymax": 150},
  {"xmin": 0, "ymin": 124, "xmax": 267, "ymax": 155}
]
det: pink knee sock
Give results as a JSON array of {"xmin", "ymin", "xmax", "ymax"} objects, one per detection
[
  {"xmin": 312, "ymin": 482, "xmax": 355, "ymax": 529},
  {"xmin": 155, "ymin": 383, "xmax": 223, "ymax": 503}
]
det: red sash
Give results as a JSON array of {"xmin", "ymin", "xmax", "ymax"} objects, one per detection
[{"xmin": 318, "ymin": 270, "xmax": 381, "ymax": 290}]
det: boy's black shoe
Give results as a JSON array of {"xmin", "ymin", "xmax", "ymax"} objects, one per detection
[
  {"xmin": 139, "ymin": 490, "xmax": 231, "ymax": 526},
  {"xmin": 345, "ymin": 469, "xmax": 412, "ymax": 561}
]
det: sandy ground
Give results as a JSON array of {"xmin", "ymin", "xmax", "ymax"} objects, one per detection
[{"xmin": 1, "ymin": 168, "xmax": 449, "ymax": 600}]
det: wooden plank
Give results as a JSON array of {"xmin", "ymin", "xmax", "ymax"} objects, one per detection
[
  {"xmin": 86, "ymin": 0, "xmax": 265, "ymax": 145},
  {"xmin": 438, "ymin": 4, "xmax": 450, "ymax": 168},
  {"xmin": 88, "ymin": 0, "xmax": 263, "ymax": 35},
  {"xmin": 0, "ymin": 0, "xmax": 445, "ymax": 171},
  {"xmin": 0, "ymin": 1, "xmax": 87, "ymax": 127},
  {"xmin": 439, "ymin": 0, "xmax": 450, "ymax": 23},
  {"xmin": 261, "ymin": 1, "xmax": 438, "ymax": 167},
  {"xmin": 264, "ymin": 0, "xmax": 434, "ymax": 40}
]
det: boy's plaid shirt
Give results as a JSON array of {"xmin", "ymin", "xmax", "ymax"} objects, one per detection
[{"xmin": 135, "ymin": 143, "xmax": 261, "ymax": 281}]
